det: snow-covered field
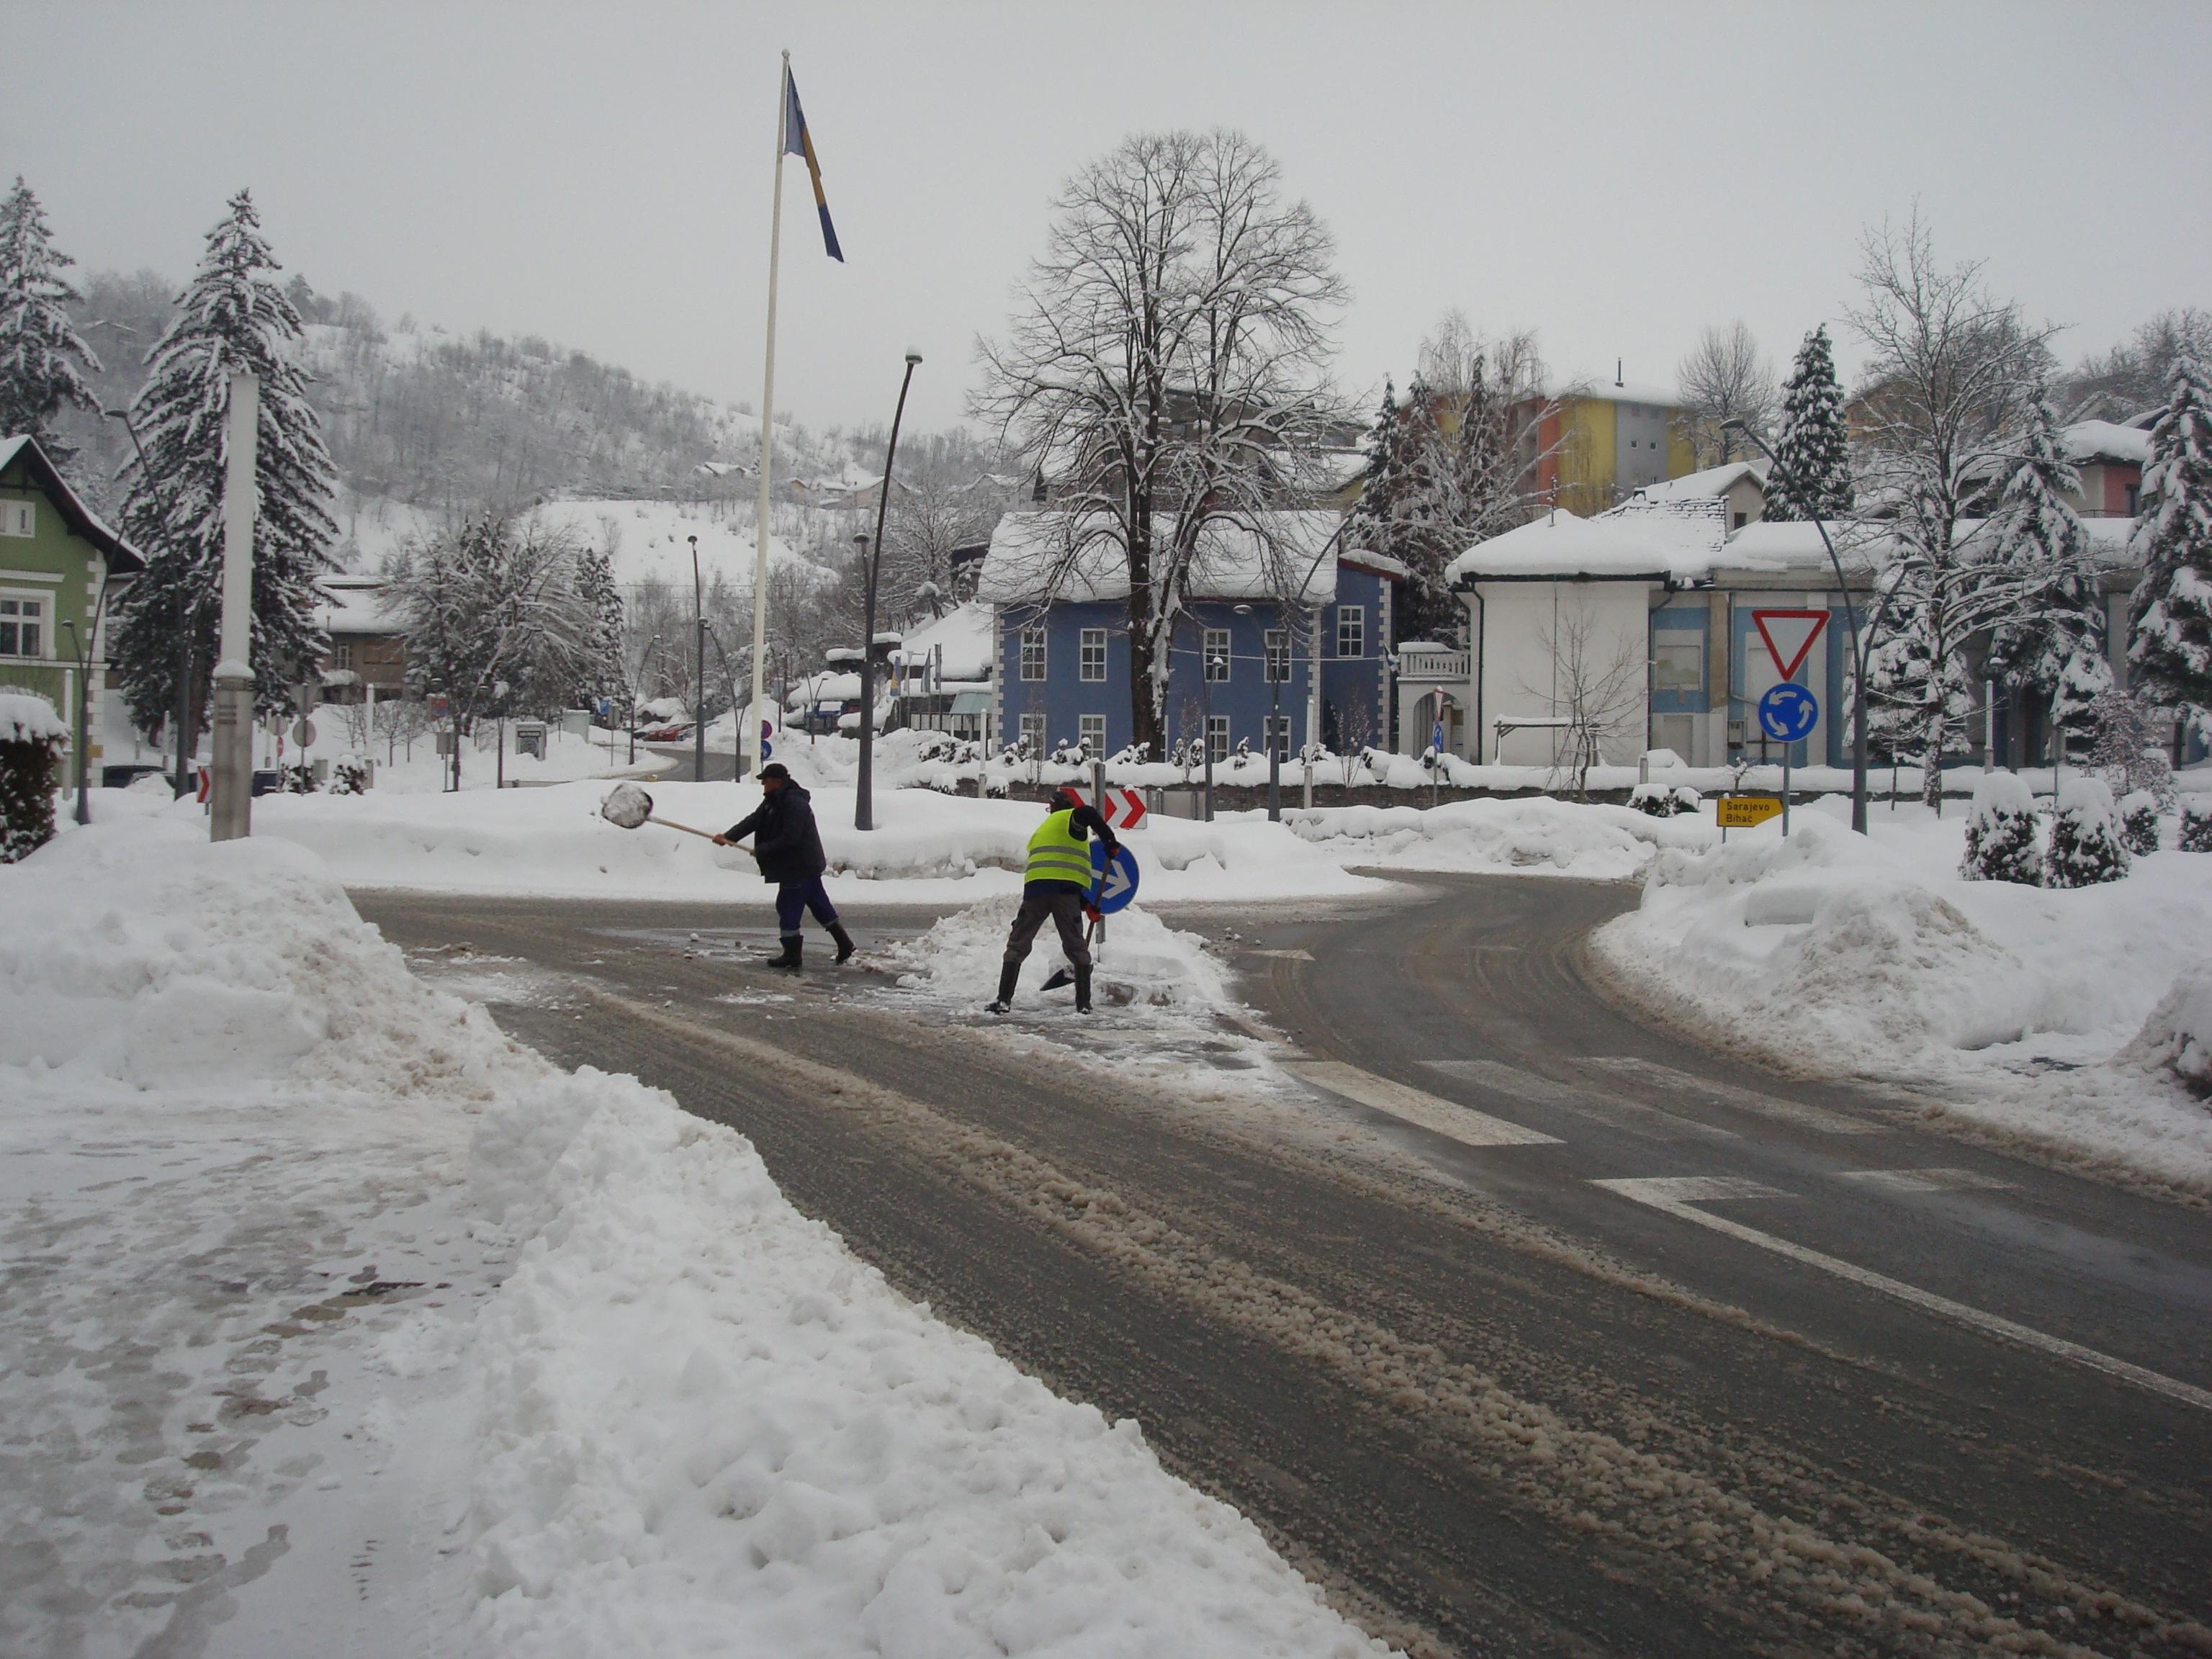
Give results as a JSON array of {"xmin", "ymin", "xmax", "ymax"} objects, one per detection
[
  {"xmin": 1285, "ymin": 795, "xmax": 1714, "ymax": 880},
  {"xmin": 1592, "ymin": 796, "xmax": 2212, "ymax": 1193},
  {"xmin": 0, "ymin": 817, "xmax": 1390, "ymax": 1657}
]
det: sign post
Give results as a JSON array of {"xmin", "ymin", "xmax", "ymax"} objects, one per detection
[{"xmin": 1749, "ymin": 611, "xmax": 1827, "ymax": 840}]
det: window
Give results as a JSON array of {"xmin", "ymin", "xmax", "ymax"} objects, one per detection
[
  {"xmin": 1019, "ymin": 627, "xmax": 1046, "ymax": 681},
  {"xmin": 1264, "ymin": 628, "xmax": 1289, "ymax": 683},
  {"xmin": 1019, "ymin": 711, "xmax": 1046, "ymax": 753},
  {"xmin": 1264, "ymin": 714, "xmax": 1292, "ymax": 757},
  {"xmin": 0, "ymin": 595, "xmax": 45, "ymax": 658},
  {"xmin": 1653, "ymin": 640, "xmax": 1703, "ymax": 695},
  {"xmin": 1207, "ymin": 715, "xmax": 1231, "ymax": 762},
  {"xmin": 1336, "ymin": 605, "xmax": 1364, "ymax": 658},
  {"xmin": 1731, "ymin": 511, "xmax": 1748, "ymax": 530},
  {"xmin": 2126, "ymin": 483, "xmax": 2141, "ymax": 516},
  {"xmin": 1203, "ymin": 627, "xmax": 1231, "ymax": 682},
  {"xmin": 1079, "ymin": 713, "xmax": 1106, "ymax": 754},
  {"xmin": 1079, "ymin": 627, "xmax": 1107, "ymax": 682},
  {"xmin": 0, "ymin": 501, "xmax": 33, "ymax": 538}
]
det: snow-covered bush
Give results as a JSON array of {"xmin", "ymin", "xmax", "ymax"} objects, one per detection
[
  {"xmin": 2117, "ymin": 963, "xmax": 2212, "ymax": 1096},
  {"xmin": 2047, "ymin": 775, "xmax": 2131, "ymax": 888},
  {"xmin": 1959, "ymin": 770, "xmax": 2044, "ymax": 884},
  {"xmin": 282, "ymin": 762, "xmax": 320, "ymax": 794},
  {"xmin": 1, "ymin": 691, "xmax": 67, "ymax": 863},
  {"xmin": 328, "ymin": 754, "xmax": 370, "ymax": 796},
  {"xmin": 2182, "ymin": 798, "xmax": 2212, "ymax": 853},
  {"xmin": 1628, "ymin": 783, "xmax": 1701, "ymax": 819},
  {"xmin": 2118, "ymin": 790, "xmax": 2162, "ymax": 855},
  {"xmin": 2088, "ymin": 688, "xmax": 2175, "ymax": 805}
]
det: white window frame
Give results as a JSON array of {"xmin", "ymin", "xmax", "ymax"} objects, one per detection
[
  {"xmin": 0, "ymin": 590, "xmax": 50, "ymax": 659},
  {"xmin": 1018, "ymin": 711, "xmax": 1046, "ymax": 753},
  {"xmin": 1078, "ymin": 713, "xmax": 1106, "ymax": 754},
  {"xmin": 1264, "ymin": 628, "xmax": 1289, "ymax": 683},
  {"xmin": 1202, "ymin": 627, "xmax": 1231, "ymax": 683},
  {"xmin": 1019, "ymin": 627, "xmax": 1047, "ymax": 682},
  {"xmin": 1336, "ymin": 605, "xmax": 1364, "ymax": 658},
  {"xmin": 1079, "ymin": 627, "xmax": 1107, "ymax": 683},
  {"xmin": 1264, "ymin": 713, "xmax": 1292, "ymax": 757},
  {"xmin": 0, "ymin": 500, "xmax": 34, "ymax": 538},
  {"xmin": 1207, "ymin": 714, "xmax": 1231, "ymax": 762}
]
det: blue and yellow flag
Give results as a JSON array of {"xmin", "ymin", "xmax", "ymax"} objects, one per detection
[{"xmin": 781, "ymin": 70, "xmax": 843, "ymax": 263}]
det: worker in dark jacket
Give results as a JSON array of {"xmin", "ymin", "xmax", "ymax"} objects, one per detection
[
  {"xmin": 716, "ymin": 763, "xmax": 854, "ymax": 969},
  {"xmin": 989, "ymin": 785, "xmax": 1119, "ymax": 1015}
]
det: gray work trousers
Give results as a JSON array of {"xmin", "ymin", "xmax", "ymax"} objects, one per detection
[{"xmin": 1003, "ymin": 886, "xmax": 1091, "ymax": 969}]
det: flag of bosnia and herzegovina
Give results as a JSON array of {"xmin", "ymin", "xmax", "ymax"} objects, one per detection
[{"xmin": 782, "ymin": 70, "xmax": 843, "ymax": 263}]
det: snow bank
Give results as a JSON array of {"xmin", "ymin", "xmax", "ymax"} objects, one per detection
[
  {"xmin": 1593, "ymin": 802, "xmax": 2212, "ymax": 1188},
  {"xmin": 1287, "ymin": 794, "xmax": 1714, "ymax": 879},
  {"xmin": 1, "ymin": 817, "xmax": 1390, "ymax": 1656},
  {"xmin": 881, "ymin": 896, "xmax": 1237, "ymax": 1012}
]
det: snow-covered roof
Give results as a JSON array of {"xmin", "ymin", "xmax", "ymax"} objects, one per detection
[
  {"xmin": 318, "ymin": 575, "xmax": 403, "ymax": 635},
  {"xmin": 1629, "ymin": 460, "xmax": 1767, "ymax": 503},
  {"xmin": 0, "ymin": 434, "xmax": 146, "ymax": 572},
  {"xmin": 900, "ymin": 601, "xmax": 994, "ymax": 682},
  {"xmin": 1448, "ymin": 496, "xmax": 1735, "ymax": 584},
  {"xmin": 1339, "ymin": 547, "xmax": 1409, "ymax": 583},
  {"xmin": 1536, "ymin": 377, "xmax": 1683, "ymax": 409},
  {"xmin": 2062, "ymin": 420, "xmax": 2151, "ymax": 468},
  {"xmin": 979, "ymin": 511, "xmax": 1346, "ymax": 606}
]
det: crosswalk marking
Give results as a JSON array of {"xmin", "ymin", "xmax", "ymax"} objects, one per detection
[
  {"xmin": 1287, "ymin": 1061, "xmax": 1562, "ymax": 1148},
  {"xmin": 1421, "ymin": 1058, "xmax": 1739, "ymax": 1141},
  {"xmin": 1839, "ymin": 1166, "xmax": 2017, "ymax": 1194},
  {"xmin": 1578, "ymin": 1057, "xmax": 1884, "ymax": 1135},
  {"xmin": 1593, "ymin": 1176, "xmax": 2212, "ymax": 1415}
]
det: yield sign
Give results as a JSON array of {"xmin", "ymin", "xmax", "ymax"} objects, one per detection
[
  {"xmin": 1100, "ymin": 787, "xmax": 1148, "ymax": 832},
  {"xmin": 1750, "ymin": 609, "xmax": 1829, "ymax": 680}
]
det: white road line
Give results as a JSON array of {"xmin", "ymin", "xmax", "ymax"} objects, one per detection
[
  {"xmin": 1579, "ymin": 1057, "xmax": 1885, "ymax": 1135},
  {"xmin": 1840, "ymin": 1167, "xmax": 2018, "ymax": 1194},
  {"xmin": 1287, "ymin": 1061, "xmax": 1563, "ymax": 1148},
  {"xmin": 1592, "ymin": 1176, "xmax": 2212, "ymax": 1415},
  {"xmin": 1422, "ymin": 1059, "xmax": 1739, "ymax": 1141}
]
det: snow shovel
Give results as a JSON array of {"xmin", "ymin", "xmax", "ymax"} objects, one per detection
[
  {"xmin": 599, "ymin": 782, "xmax": 735, "ymax": 846},
  {"xmin": 1040, "ymin": 903, "xmax": 1102, "ymax": 994}
]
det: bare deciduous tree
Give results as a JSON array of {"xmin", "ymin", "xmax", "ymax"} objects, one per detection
[
  {"xmin": 1675, "ymin": 321, "xmax": 1776, "ymax": 466},
  {"xmin": 974, "ymin": 128, "xmax": 1347, "ymax": 757},
  {"xmin": 1520, "ymin": 593, "xmax": 1646, "ymax": 799}
]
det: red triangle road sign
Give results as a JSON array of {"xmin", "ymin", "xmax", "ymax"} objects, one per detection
[{"xmin": 1750, "ymin": 609, "xmax": 1829, "ymax": 681}]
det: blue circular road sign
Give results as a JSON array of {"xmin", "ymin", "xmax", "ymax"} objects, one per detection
[
  {"xmin": 1089, "ymin": 841, "xmax": 1141, "ymax": 914},
  {"xmin": 1758, "ymin": 682, "xmax": 1819, "ymax": 743}
]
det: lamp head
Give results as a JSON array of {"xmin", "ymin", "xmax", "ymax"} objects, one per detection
[
  {"xmin": 905, "ymin": 350, "xmax": 922, "ymax": 367},
  {"xmin": 853, "ymin": 531, "xmax": 870, "ymax": 550}
]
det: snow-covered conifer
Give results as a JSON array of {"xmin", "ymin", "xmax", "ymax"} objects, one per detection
[
  {"xmin": 1959, "ymin": 770, "xmax": 2043, "ymax": 884},
  {"xmin": 1766, "ymin": 325, "xmax": 1851, "ymax": 522},
  {"xmin": 2180, "ymin": 799, "xmax": 2212, "ymax": 853},
  {"xmin": 0, "ymin": 178, "xmax": 102, "ymax": 465},
  {"xmin": 2116, "ymin": 791, "xmax": 2161, "ymax": 856},
  {"xmin": 1984, "ymin": 382, "xmax": 2102, "ymax": 701},
  {"xmin": 2126, "ymin": 351, "xmax": 2212, "ymax": 743},
  {"xmin": 1345, "ymin": 381, "xmax": 1403, "ymax": 544},
  {"xmin": 2049, "ymin": 639, "xmax": 2114, "ymax": 754},
  {"xmin": 572, "ymin": 542, "xmax": 626, "ymax": 709},
  {"xmin": 109, "ymin": 192, "xmax": 338, "ymax": 737},
  {"xmin": 2047, "ymin": 775, "xmax": 2131, "ymax": 887}
]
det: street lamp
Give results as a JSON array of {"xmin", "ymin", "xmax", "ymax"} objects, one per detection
[
  {"xmin": 58, "ymin": 606, "xmax": 106, "ymax": 825},
  {"xmin": 855, "ymin": 349, "xmax": 922, "ymax": 832},
  {"xmin": 1180, "ymin": 610, "xmax": 1232, "ymax": 823},
  {"xmin": 690, "ymin": 534, "xmax": 707, "ymax": 784},
  {"xmin": 1723, "ymin": 419, "xmax": 1876, "ymax": 836},
  {"xmin": 103, "ymin": 407, "xmax": 194, "ymax": 800}
]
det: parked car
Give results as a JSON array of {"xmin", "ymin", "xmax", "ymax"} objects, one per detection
[{"xmin": 636, "ymin": 722, "xmax": 693, "ymax": 743}]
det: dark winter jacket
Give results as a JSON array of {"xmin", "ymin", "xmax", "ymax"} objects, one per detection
[{"xmin": 726, "ymin": 783, "xmax": 828, "ymax": 884}]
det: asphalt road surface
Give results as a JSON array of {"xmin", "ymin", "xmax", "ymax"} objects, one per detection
[{"xmin": 354, "ymin": 873, "xmax": 2212, "ymax": 1658}]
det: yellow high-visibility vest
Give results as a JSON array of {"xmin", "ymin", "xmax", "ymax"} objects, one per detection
[{"xmin": 1024, "ymin": 809, "xmax": 1096, "ymax": 886}]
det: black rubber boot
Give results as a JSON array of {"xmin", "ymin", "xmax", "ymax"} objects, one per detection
[
  {"xmin": 1074, "ymin": 965, "xmax": 1093, "ymax": 1015},
  {"xmin": 828, "ymin": 922, "xmax": 856, "ymax": 964},
  {"xmin": 986, "ymin": 960, "xmax": 1020, "ymax": 1014},
  {"xmin": 766, "ymin": 934, "xmax": 803, "ymax": 970}
]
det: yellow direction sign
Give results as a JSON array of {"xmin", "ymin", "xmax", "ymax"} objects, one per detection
[{"xmin": 1716, "ymin": 795, "xmax": 1784, "ymax": 829}]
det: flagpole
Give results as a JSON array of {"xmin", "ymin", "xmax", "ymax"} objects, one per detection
[{"xmin": 746, "ymin": 51, "xmax": 790, "ymax": 779}]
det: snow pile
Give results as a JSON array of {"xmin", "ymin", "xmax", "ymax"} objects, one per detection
[
  {"xmin": 1, "ymin": 818, "xmax": 1389, "ymax": 1655},
  {"xmin": 2116, "ymin": 963, "xmax": 2212, "ymax": 1094},
  {"xmin": 0, "ymin": 688, "xmax": 68, "ymax": 743},
  {"xmin": 1593, "ymin": 803, "xmax": 2212, "ymax": 1187},
  {"xmin": 1287, "ymin": 795, "xmax": 1713, "ymax": 879},
  {"xmin": 881, "ymin": 896, "xmax": 1238, "ymax": 1012}
]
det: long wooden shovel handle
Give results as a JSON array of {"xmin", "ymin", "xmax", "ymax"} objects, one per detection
[{"xmin": 649, "ymin": 814, "xmax": 729, "ymax": 843}]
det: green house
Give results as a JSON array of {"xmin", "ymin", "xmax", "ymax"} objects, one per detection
[{"xmin": 0, "ymin": 435, "xmax": 147, "ymax": 792}]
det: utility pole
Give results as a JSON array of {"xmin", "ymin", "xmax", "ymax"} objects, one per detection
[
  {"xmin": 209, "ymin": 371, "xmax": 258, "ymax": 842},
  {"xmin": 691, "ymin": 535, "xmax": 707, "ymax": 783}
]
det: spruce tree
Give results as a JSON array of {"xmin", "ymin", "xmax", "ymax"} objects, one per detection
[
  {"xmin": 1343, "ymin": 381, "xmax": 1403, "ymax": 557},
  {"xmin": 1985, "ymin": 382, "xmax": 2103, "ymax": 701},
  {"xmin": 2126, "ymin": 351, "xmax": 2212, "ymax": 744},
  {"xmin": 1960, "ymin": 770, "xmax": 2044, "ymax": 884},
  {"xmin": 2048, "ymin": 776, "xmax": 2131, "ymax": 887},
  {"xmin": 1766, "ymin": 325, "xmax": 1852, "ymax": 523},
  {"xmin": 572, "ymin": 541, "xmax": 627, "ymax": 711},
  {"xmin": 0, "ymin": 177, "xmax": 102, "ymax": 465},
  {"xmin": 110, "ymin": 192, "xmax": 338, "ymax": 737}
]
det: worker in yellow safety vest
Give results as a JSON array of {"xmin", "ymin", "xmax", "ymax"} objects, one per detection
[{"xmin": 989, "ymin": 786, "xmax": 1120, "ymax": 1015}]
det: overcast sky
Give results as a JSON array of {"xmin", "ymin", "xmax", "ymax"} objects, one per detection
[{"xmin": 12, "ymin": 2, "xmax": 2208, "ymax": 439}]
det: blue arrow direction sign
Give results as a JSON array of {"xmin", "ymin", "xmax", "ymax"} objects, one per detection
[
  {"xmin": 1758, "ymin": 682, "xmax": 1819, "ymax": 744},
  {"xmin": 1089, "ymin": 841, "xmax": 1141, "ymax": 914}
]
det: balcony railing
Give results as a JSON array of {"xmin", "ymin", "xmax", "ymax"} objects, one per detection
[{"xmin": 1395, "ymin": 646, "xmax": 1471, "ymax": 681}]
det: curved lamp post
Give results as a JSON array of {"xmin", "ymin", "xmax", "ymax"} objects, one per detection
[{"xmin": 855, "ymin": 350, "xmax": 922, "ymax": 832}]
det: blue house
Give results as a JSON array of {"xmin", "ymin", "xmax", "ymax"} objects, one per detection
[{"xmin": 979, "ymin": 511, "xmax": 1403, "ymax": 762}]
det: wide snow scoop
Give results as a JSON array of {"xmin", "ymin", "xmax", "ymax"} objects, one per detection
[
  {"xmin": 1040, "ymin": 904, "xmax": 1102, "ymax": 993},
  {"xmin": 599, "ymin": 783, "xmax": 729, "ymax": 844}
]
